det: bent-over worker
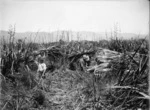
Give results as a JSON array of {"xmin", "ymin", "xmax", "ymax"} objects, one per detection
[{"xmin": 79, "ymin": 54, "xmax": 91, "ymax": 71}]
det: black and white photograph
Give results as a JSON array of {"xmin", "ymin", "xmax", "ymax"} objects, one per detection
[{"xmin": 0, "ymin": 0, "xmax": 149, "ymax": 110}]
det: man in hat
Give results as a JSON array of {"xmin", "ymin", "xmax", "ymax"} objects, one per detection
[
  {"xmin": 79, "ymin": 54, "xmax": 91, "ymax": 71},
  {"xmin": 83, "ymin": 54, "xmax": 91, "ymax": 67}
]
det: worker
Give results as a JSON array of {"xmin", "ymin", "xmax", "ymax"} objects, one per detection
[
  {"xmin": 36, "ymin": 58, "xmax": 47, "ymax": 81},
  {"xmin": 79, "ymin": 54, "xmax": 91, "ymax": 71},
  {"xmin": 83, "ymin": 54, "xmax": 91, "ymax": 67}
]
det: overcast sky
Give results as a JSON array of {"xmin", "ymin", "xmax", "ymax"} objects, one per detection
[{"xmin": 0, "ymin": 0, "xmax": 149, "ymax": 34}]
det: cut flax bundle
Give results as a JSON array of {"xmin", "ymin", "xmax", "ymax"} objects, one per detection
[
  {"xmin": 85, "ymin": 40, "xmax": 149, "ymax": 109},
  {"xmin": 87, "ymin": 48, "xmax": 121, "ymax": 75}
]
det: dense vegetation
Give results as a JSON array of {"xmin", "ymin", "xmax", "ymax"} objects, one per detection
[{"xmin": 0, "ymin": 31, "xmax": 149, "ymax": 110}]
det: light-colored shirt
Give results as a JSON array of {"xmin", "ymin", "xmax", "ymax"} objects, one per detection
[
  {"xmin": 37, "ymin": 63, "xmax": 47, "ymax": 72},
  {"xmin": 83, "ymin": 55, "xmax": 90, "ymax": 61}
]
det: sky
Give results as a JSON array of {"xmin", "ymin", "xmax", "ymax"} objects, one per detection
[{"xmin": 0, "ymin": 0, "xmax": 149, "ymax": 34}]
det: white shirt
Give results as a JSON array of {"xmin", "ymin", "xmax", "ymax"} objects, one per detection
[
  {"xmin": 83, "ymin": 55, "xmax": 90, "ymax": 61},
  {"xmin": 38, "ymin": 63, "xmax": 47, "ymax": 72}
]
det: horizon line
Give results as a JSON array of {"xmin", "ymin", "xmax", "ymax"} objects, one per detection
[{"xmin": 0, "ymin": 29, "xmax": 148, "ymax": 35}]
